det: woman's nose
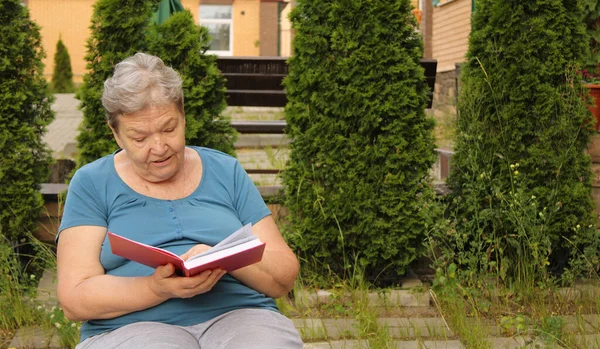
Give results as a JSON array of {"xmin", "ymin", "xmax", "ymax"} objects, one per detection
[{"xmin": 150, "ymin": 134, "xmax": 166, "ymax": 152}]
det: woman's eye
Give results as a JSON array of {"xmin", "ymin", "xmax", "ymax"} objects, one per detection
[
  {"xmin": 134, "ymin": 138, "xmax": 146, "ymax": 143},
  {"xmin": 164, "ymin": 129, "xmax": 175, "ymax": 133}
]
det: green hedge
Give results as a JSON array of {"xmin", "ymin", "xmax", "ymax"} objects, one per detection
[
  {"xmin": 441, "ymin": 0, "xmax": 600, "ymax": 286},
  {"xmin": 283, "ymin": 0, "xmax": 437, "ymax": 285},
  {"xmin": 148, "ymin": 10, "xmax": 236, "ymax": 155},
  {"xmin": 0, "ymin": 0, "xmax": 54, "ymax": 245},
  {"xmin": 76, "ymin": 1, "xmax": 235, "ymax": 167}
]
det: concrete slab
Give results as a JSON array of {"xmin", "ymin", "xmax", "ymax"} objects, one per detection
[
  {"xmin": 36, "ymin": 269, "xmax": 58, "ymax": 305},
  {"xmin": 368, "ymin": 288, "xmax": 428, "ymax": 307},
  {"xmin": 423, "ymin": 340, "xmax": 464, "ymax": 349},
  {"xmin": 571, "ymin": 334, "xmax": 600, "ymax": 348},
  {"xmin": 487, "ymin": 337, "xmax": 526, "ymax": 349},
  {"xmin": 293, "ymin": 318, "xmax": 359, "ymax": 341},
  {"xmin": 583, "ymin": 314, "xmax": 600, "ymax": 331},
  {"xmin": 303, "ymin": 340, "xmax": 437, "ymax": 349},
  {"xmin": 8, "ymin": 327, "xmax": 60, "ymax": 349},
  {"xmin": 563, "ymin": 315, "xmax": 597, "ymax": 334},
  {"xmin": 302, "ymin": 339, "xmax": 369, "ymax": 348}
]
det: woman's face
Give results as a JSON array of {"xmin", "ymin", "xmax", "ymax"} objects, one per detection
[{"xmin": 111, "ymin": 103, "xmax": 186, "ymax": 183}]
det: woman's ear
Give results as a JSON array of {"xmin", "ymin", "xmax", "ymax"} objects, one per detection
[{"xmin": 108, "ymin": 123, "xmax": 124, "ymax": 149}]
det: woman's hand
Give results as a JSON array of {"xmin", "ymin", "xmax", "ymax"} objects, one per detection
[
  {"xmin": 148, "ymin": 264, "xmax": 226, "ymax": 299},
  {"xmin": 180, "ymin": 244, "xmax": 212, "ymax": 261}
]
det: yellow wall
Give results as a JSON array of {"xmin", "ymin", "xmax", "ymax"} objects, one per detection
[
  {"xmin": 279, "ymin": 1, "xmax": 293, "ymax": 57},
  {"xmin": 233, "ymin": 0, "xmax": 261, "ymax": 56},
  {"xmin": 28, "ymin": 0, "xmax": 294, "ymax": 78},
  {"xmin": 181, "ymin": 0, "xmax": 200, "ymax": 23},
  {"xmin": 432, "ymin": 0, "xmax": 471, "ymax": 72},
  {"xmin": 28, "ymin": 0, "xmax": 95, "ymax": 83}
]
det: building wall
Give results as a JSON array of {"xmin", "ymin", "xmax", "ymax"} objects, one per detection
[
  {"xmin": 181, "ymin": 0, "xmax": 200, "ymax": 22},
  {"xmin": 259, "ymin": 2, "xmax": 279, "ymax": 56},
  {"xmin": 28, "ymin": 0, "xmax": 95, "ymax": 83},
  {"xmin": 29, "ymin": 0, "xmax": 292, "ymax": 81},
  {"xmin": 432, "ymin": 0, "xmax": 471, "ymax": 72},
  {"xmin": 233, "ymin": 0, "xmax": 261, "ymax": 55},
  {"xmin": 279, "ymin": 1, "xmax": 293, "ymax": 57}
]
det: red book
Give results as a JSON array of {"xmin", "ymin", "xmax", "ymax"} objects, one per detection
[{"xmin": 108, "ymin": 224, "xmax": 265, "ymax": 277}]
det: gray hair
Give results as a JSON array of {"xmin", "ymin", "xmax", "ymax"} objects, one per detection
[{"xmin": 102, "ymin": 53, "xmax": 184, "ymax": 130}]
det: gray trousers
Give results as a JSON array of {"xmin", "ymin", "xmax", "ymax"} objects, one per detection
[{"xmin": 77, "ymin": 309, "xmax": 303, "ymax": 349}]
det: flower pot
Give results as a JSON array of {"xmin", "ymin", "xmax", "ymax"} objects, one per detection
[{"xmin": 586, "ymin": 83, "xmax": 600, "ymax": 131}]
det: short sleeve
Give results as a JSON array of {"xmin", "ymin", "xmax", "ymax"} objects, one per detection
[
  {"xmin": 57, "ymin": 168, "xmax": 108, "ymax": 239},
  {"xmin": 232, "ymin": 160, "xmax": 272, "ymax": 225}
]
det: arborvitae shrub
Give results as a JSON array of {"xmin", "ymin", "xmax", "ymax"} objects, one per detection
[
  {"xmin": 442, "ymin": 0, "xmax": 600, "ymax": 285},
  {"xmin": 76, "ymin": 0, "xmax": 158, "ymax": 167},
  {"xmin": 51, "ymin": 37, "xmax": 75, "ymax": 93},
  {"xmin": 283, "ymin": 0, "xmax": 437, "ymax": 285},
  {"xmin": 0, "ymin": 0, "xmax": 54, "ymax": 244},
  {"xmin": 76, "ymin": 1, "xmax": 234, "ymax": 166},
  {"xmin": 148, "ymin": 10, "xmax": 236, "ymax": 155}
]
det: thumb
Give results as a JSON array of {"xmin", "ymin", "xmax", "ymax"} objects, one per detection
[{"xmin": 158, "ymin": 263, "xmax": 175, "ymax": 278}]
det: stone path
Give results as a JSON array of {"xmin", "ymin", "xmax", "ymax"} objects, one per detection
[{"xmin": 9, "ymin": 270, "xmax": 600, "ymax": 348}]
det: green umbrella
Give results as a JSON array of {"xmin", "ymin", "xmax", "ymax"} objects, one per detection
[{"xmin": 152, "ymin": 0, "xmax": 185, "ymax": 25}]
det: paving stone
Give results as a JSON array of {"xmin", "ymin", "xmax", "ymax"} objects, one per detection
[
  {"xmin": 303, "ymin": 340, "xmax": 437, "ymax": 349},
  {"xmin": 235, "ymin": 134, "xmax": 290, "ymax": 148},
  {"xmin": 583, "ymin": 314, "xmax": 600, "ymax": 331},
  {"xmin": 562, "ymin": 315, "xmax": 597, "ymax": 334},
  {"xmin": 422, "ymin": 340, "xmax": 465, "ymax": 349},
  {"xmin": 303, "ymin": 339, "xmax": 369, "ymax": 348},
  {"xmin": 368, "ymin": 289, "xmax": 430, "ymax": 308},
  {"xmin": 36, "ymin": 269, "xmax": 58, "ymax": 306},
  {"xmin": 487, "ymin": 337, "xmax": 527, "ymax": 349},
  {"xmin": 571, "ymin": 334, "xmax": 600, "ymax": 348},
  {"xmin": 8, "ymin": 327, "xmax": 61, "ymax": 349},
  {"xmin": 293, "ymin": 318, "xmax": 359, "ymax": 341},
  {"xmin": 294, "ymin": 289, "xmax": 335, "ymax": 307},
  {"xmin": 402, "ymin": 318, "xmax": 454, "ymax": 338}
]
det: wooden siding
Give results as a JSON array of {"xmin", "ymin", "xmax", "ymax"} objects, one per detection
[{"xmin": 432, "ymin": 0, "xmax": 471, "ymax": 72}]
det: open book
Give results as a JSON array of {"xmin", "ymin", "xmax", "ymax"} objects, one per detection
[{"xmin": 108, "ymin": 224, "xmax": 265, "ymax": 277}]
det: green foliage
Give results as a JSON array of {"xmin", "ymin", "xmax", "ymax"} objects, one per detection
[
  {"xmin": 0, "ymin": 0, "xmax": 54, "ymax": 244},
  {"xmin": 583, "ymin": 0, "xmax": 600, "ymax": 76},
  {"xmin": 283, "ymin": 0, "xmax": 437, "ymax": 285},
  {"xmin": 76, "ymin": 0, "xmax": 158, "ymax": 167},
  {"xmin": 434, "ymin": 0, "xmax": 600, "ymax": 288},
  {"xmin": 76, "ymin": 1, "xmax": 235, "ymax": 167},
  {"xmin": 148, "ymin": 10, "xmax": 236, "ymax": 155},
  {"xmin": 0, "ymin": 241, "xmax": 39, "ymax": 330},
  {"xmin": 50, "ymin": 37, "xmax": 75, "ymax": 93}
]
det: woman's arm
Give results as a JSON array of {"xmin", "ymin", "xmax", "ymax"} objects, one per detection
[
  {"xmin": 57, "ymin": 226, "xmax": 225, "ymax": 322},
  {"xmin": 227, "ymin": 216, "xmax": 299, "ymax": 298}
]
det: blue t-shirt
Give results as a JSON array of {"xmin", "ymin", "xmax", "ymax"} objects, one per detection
[{"xmin": 58, "ymin": 146, "xmax": 278, "ymax": 342}]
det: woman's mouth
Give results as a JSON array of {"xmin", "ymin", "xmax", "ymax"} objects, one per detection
[{"xmin": 152, "ymin": 155, "xmax": 173, "ymax": 166}]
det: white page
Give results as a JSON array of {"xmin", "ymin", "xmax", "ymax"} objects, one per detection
[
  {"xmin": 183, "ymin": 238, "xmax": 263, "ymax": 269},
  {"xmin": 186, "ymin": 223, "xmax": 255, "ymax": 262}
]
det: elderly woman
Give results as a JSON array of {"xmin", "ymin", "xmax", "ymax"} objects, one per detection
[{"xmin": 56, "ymin": 53, "xmax": 303, "ymax": 348}]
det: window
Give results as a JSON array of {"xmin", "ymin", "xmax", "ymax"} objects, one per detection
[{"xmin": 199, "ymin": 5, "xmax": 233, "ymax": 56}]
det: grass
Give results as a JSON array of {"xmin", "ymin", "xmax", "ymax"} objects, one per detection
[{"xmin": 5, "ymin": 105, "xmax": 599, "ymax": 348}]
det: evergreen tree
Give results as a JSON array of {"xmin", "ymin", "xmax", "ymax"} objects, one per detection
[
  {"xmin": 148, "ymin": 10, "xmax": 236, "ymax": 155},
  {"xmin": 76, "ymin": 1, "xmax": 234, "ymax": 166},
  {"xmin": 76, "ymin": 0, "xmax": 159, "ymax": 167},
  {"xmin": 0, "ymin": 0, "xmax": 54, "ymax": 243},
  {"xmin": 283, "ymin": 0, "xmax": 437, "ymax": 284},
  {"xmin": 444, "ymin": 0, "xmax": 599, "ymax": 285},
  {"xmin": 51, "ymin": 36, "xmax": 75, "ymax": 93}
]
